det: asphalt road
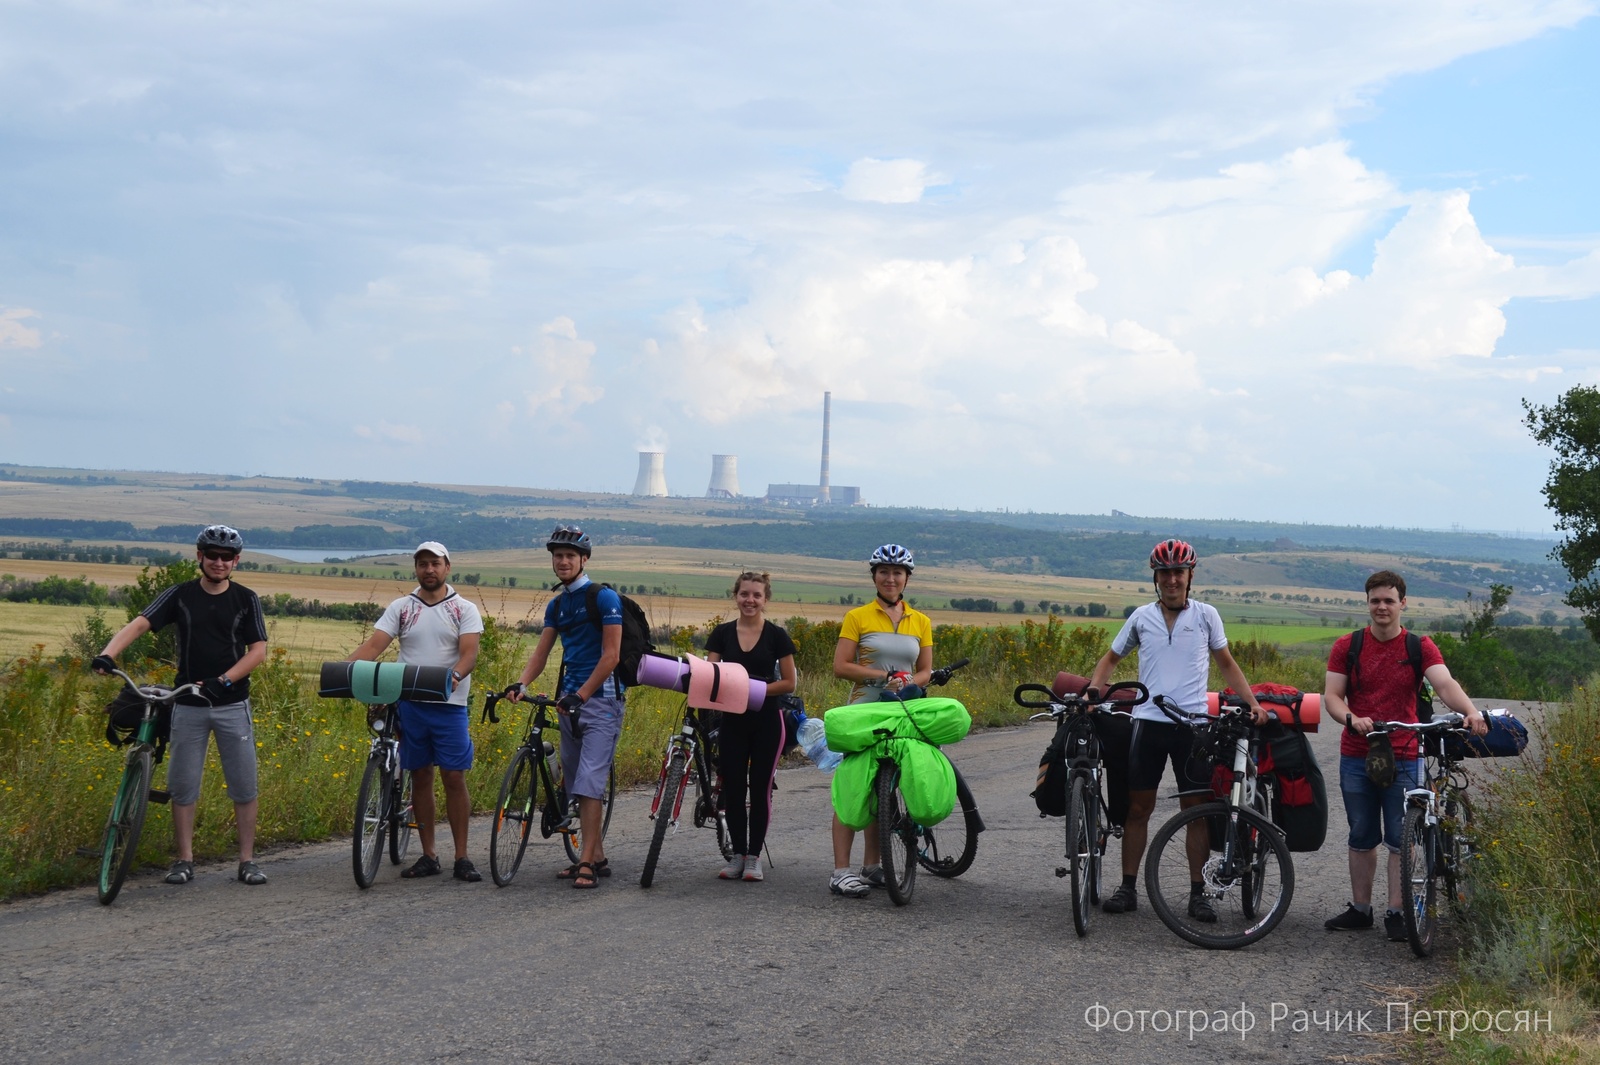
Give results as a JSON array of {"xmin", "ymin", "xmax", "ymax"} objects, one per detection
[{"xmin": 0, "ymin": 702, "xmax": 1545, "ymax": 1064}]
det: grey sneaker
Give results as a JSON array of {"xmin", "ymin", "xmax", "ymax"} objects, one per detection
[
  {"xmin": 164, "ymin": 860, "xmax": 194, "ymax": 885},
  {"xmin": 860, "ymin": 864, "xmax": 885, "ymax": 888},
  {"xmin": 718, "ymin": 856, "xmax": 746, "ymax": 880},
  {"xmin": 1187, "ymin": 893, "xmax": 1218, "ymax": 923},
  {"xmin": 237, "ymin": 861, "xmax": 267, "ymax": 886},
  {"xmin": 742, "ymin": 856, "xmax": 764, "ymax": 882},
  {"xmin": 829, "ymin": 870, "xmax": 870, "ymax": 898}
]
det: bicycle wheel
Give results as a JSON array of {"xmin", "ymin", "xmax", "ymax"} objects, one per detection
[
  {"xmin": 1066, "ymin": 776, "xmax": 1093, "ymax": 937},
  {"xmin": 1399, "ymin": 805, "xmax": 1439, "ymax": 957},
  {"xmin": 98, "ymin": 748, "xmax": 153, "ymax": 905},
  {"xmin": 489, "ymin": 749, "xmax": 539, "ymax": 887},
  {"xmin": 640, "ymin": 752, "xmax": 688, "ymax": 888},
  {"xmin": 1241, "ymin": 786, "xmax": 1272, "ymax": 918},
  {"xmin": 1088, "ymin": 787, "xmax": 1105, "ymax": 906},
  {"xmin": 918, "ymin": 766, "xmax": 979, "ymax": 878},
  {"xmin": 388, "ymin": 770, "xmax": 415, "ymax": 864},
  {"xmin": 1145, "ymin": 801, "xmax": 1294, "ymax": 949},
  {"xmin": 1442, "ymin": 792, "xmax": 1476, "ymax": 913},
  {"xmin": 352, "ymin": 756, "xmax": 391, "ymax": 889},
  {"xmin": 562, "ymin": 764, "xmax": 618, "ymax": 864},
  {"xmin": 876, "ymin": 762, "xmax": 917, "ymax": 906}
]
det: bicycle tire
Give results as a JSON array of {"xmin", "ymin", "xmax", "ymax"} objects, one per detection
[
  {"xmin": 1145, "ymin": 801, "xmax": 1294, "ymax": 949},
  {"xmin": 489, "ymin": 749, "xmax": 539, "ymax": 887},
  {"xmin": 352, "ymin": 756, "xmax": 391, "ymax": 889},
  {"xmin": 1066, "ymin": 776, "xmax": 1093, "ymax": 937},
  {"xmin": 1399, "ymin": 805, "xmax": 1439, "ymax": 957},
  {"xmin": 1241, "ymin": 786, "xmax": 1271, "ymax": 918},
  {"xmin": 562, "ymin": 764, "xmax": 617, "ymax": 864},
  {"xmin": 918, "ymin": 766, "xmax": 979, "ymax": 878},
  {"xmin": 876, "ymin": 762, "xmax": 917, "ymax": 906},
  {"xmin": 1088, "ymin": 785, "xmax": 1105, "ymax": 906},
  {"xmin": 640, "ymin": 752, "xmax": 688, "ymax": 888},
  {"xmin": 98, "ymin": 748, "xmax": 153, "ymax": 905},
  {"xmin": 1442, "ymin": 792, "xmax": 1476, "ymax": 913},
  {"xmin": 388, "ymin": 769, "xmax": 415, "ymax": 865}
]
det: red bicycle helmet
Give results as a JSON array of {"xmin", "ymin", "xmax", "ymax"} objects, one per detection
[{"xmin": 1149, "ymin": 539, "xmax": 1197, "ymax": 570}]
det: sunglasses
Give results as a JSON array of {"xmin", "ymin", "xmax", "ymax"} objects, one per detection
[{"xmin": 202, "ymin": 551, "xmax": 240, "ymax": 562}]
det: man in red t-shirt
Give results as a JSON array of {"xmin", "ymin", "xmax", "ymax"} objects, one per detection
[{"xmin": 1322, "ymin": 570, "xmax": 1486, "ymax": 941}]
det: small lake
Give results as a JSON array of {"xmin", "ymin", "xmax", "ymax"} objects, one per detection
[{"xmin": 250, "ymin": 548, "xmax": 414, "ymax": 564}]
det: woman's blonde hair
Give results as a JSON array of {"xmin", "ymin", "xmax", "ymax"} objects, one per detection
[{"xmin": 730, "ymin": 570, "xmax": 772, "ymax": 600}]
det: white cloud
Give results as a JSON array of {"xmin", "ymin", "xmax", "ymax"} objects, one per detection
[
  {"xmin": 518, "ymin": 316, "xmax": 604, "ymax": 417},
  {"xmin": 353, "ymin": 422, "xmax": 424, "ymax": 444},
  {"xmin": 0, "ymin": 308, "xmax": 42, "ymax": 350},
  {"xmin": 841, "ymin": 158, "xmax": 942, "ymax": 204}
]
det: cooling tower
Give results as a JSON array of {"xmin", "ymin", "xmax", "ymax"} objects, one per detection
[
  {"xmin": 633, "ymin": 451, "xmax": 668, "ymax": 497},
  {"xmin": 819, "ymin": 391, "xmax": 832, "ymax": 505},
  {"xmin": 707, "ymin": 454, "xmax": 740, "ymax": 498}
]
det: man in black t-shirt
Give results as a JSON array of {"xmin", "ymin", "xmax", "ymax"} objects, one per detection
[{"xmin": 95, "ymin": 525, "xmax": 270, "ymax": 886}]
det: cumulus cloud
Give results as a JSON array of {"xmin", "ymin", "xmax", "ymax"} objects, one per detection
[
  {"xmin": 0, "ymin": 308, "xmax": 42, "ymax": 350},
  {"xmin": 514, "ymin": 316, "xmax": 604, "ymax": 417},
  {"xmin": 841, "ymin": 158, "xmax": 943, "ymax": 204}
]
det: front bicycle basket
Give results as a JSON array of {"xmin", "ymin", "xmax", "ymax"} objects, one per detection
[{"xmin": 103, "ymin": 686, "xmax": 173, "ymax": 762}]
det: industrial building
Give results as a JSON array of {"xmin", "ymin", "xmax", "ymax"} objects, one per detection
[{"xmin": 764, "ymin": 391, "xmax": 863, "ymax": 506}]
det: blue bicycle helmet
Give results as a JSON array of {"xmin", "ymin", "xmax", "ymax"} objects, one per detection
[
  {"xmin": 869, "ymin": 543, "xmax": 915, "ymax": 572},
  {"xmin": 545, "ymin": 524, "xmax": 593, "ymax": 557}
]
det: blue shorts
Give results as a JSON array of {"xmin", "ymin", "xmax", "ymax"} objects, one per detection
[
  {"xmin": 1339, "ymin": 754, "xmax": 1420, "ymax": 852},
  {"xmin": 397, "ymin": 700, "xmax": 474, "ymax": 773},
  {"xmin": 559, "ymin": 694, "xmax": 623, "ymax": 801}
]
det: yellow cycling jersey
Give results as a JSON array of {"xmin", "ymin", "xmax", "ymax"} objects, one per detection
[{"xmin": 840, "ymin": 599, "xmax": 933, "ymax": 704}]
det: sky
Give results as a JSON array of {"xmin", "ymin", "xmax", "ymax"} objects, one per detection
[{"xmin": 1, "ymin": 0, "xmax": 1597, "ymax": 533}]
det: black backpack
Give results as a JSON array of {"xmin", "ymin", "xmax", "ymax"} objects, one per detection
[
  {"xmin": 1345, "ymin": 629, "xmax": 1432, "ymax": 722},
  {"xmin": 581, "ymin": 583, "xmax": 655, "ymax": 687}
]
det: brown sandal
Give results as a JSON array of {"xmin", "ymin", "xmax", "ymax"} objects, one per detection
[
  {"xmin": 571, "ymin": 861, "xmax": 600, "ymax": 889},
  {"xmin": 557, "ymin": 858, "xmax": 610, "ymax": 879}
]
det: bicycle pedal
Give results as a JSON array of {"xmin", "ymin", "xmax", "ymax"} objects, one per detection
[
  {"xmin": 1055, "ymin": 867, "xmax": 1068, "ymax": 878},
  {"xmin": 75, "ymin": 845, "xmax": 103, "ymax": 859},
  {"xmin": 148, "ymin": 788, "xmax": 171, "ymax": 804}
]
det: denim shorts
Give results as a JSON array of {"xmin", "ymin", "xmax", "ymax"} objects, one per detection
[
  {"xmin": 397, "ymin": 700, "xmax": 474, "ymax": 772},
  {"xmin": 1339, "ymin": 754, "xmax": 1421, "ymax": 852}
]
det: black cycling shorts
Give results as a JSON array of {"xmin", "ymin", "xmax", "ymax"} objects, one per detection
[{"xmin": 1127, "ymin": 719, "xmax": 1210, "ymax": 793}]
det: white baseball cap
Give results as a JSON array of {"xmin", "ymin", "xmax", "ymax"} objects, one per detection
[{"xmin": 413, "ymin": 541, "xmax": 450, "ymax": 562}]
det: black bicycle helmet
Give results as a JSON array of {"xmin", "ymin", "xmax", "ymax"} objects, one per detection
[
  {"xmin": 545, "ymin": 523, "xmax": 592, "ymax": 557},
  {"xmin": 869, "ymin": 543, "xmax": 915, "ymax": 572},
  {"xmin": 196, "ymin": 524, "xmax": 244, "ymax": 553}
]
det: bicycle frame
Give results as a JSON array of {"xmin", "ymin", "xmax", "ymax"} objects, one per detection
[{"xmin": 648, "ymin": 707, "xmax": 723, "ymax": 836}]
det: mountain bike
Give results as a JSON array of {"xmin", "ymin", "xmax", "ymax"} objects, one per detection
[
  {"xmin": 481, "ymin": 688, "xmax": 617, "ymax": 886},
  {"xmin": 1144, "ymin": 694, "xmax": 1295, "ymax": 949},
  {"xmin": 352, "ymin": 703, "xmax": 416, "ymax": 889},
  {"xmin": 639, "ymin": 704, "xmax": 733, "ymax": 888},
  {"xmin": 1014, "ymin": 678, "xmax": 1149, "ymax": 936},
  {"xmin": 1365, "ymin": 710, "xmax": 1484, "ymax": 957},
  {"xmin": 872, "ymin": 658, "xmax": 975, "ymax": 906},
  {"xmin": 93, "ymin": 667, "xmax": 199, "ymax": 905}
]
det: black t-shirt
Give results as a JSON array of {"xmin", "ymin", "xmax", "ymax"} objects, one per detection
[
  {"xmin": 141, "ymin": 579, "xmax": 268, "ymax": 705},
  {"xmin": 703, "ymin": 620, "xmax": 797, "ymax": 712}
]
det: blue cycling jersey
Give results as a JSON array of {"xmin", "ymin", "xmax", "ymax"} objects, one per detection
[{"xmin": 544, "ymin": 574, "xmax": 624, "ymax": 697}]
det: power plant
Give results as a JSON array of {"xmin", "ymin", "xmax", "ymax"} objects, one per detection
[
  {"xmin": 632, "ymin": 451, "xmax": 668, "ymax": 497},
  {"xmin": 706, "ymin": 455, "xmax": 740, "ymax": 498},
  {"xmin": 628, "ymin": 393, "xmax": 862, "ymax": 504}
]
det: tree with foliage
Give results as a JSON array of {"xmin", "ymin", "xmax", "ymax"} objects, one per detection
[{"xmin": 1524, "ymin": 387, "xmax": 1600, "ymax": 641}]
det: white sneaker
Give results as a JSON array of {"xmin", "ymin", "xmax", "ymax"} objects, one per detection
[
  {"xmin": 742, "ymin": 856, "xmax": 764, "ymax": 882},
  {"xmin": 829, "ymin": 869, "xmax": 870, "ymax": 898},
  {"xmin": 718, "ymin": 856, "xmax": 745, "ymax": 880}
]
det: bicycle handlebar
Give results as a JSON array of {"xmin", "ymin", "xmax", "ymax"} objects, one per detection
[
  {"xmin": 481, "ymin": 685, "xmax": 560, "ymax": 725},
  {"xmin": 928, "ymin": 658, "xmax": 971, "ymax": 687},
  {"xmin": 97, "ymin": 665, "xmax": 204, "ymax": 705},
  {"xmin": 1364, "ymin": 711, "xmax": 1469, "ymax": 736},
  {"xmin": 1013, "ymin": 679, "xmax": 1148, "ymax": 712}
]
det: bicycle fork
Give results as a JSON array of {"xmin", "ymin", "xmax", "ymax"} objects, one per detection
[{"xmin": 648, "ymin": 730, "xmax": 697, "ymax": 827}]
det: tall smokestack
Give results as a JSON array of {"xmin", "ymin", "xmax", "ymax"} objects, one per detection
[
  {"xmin": 632, "ymin": 451, "xmax": 668, "ymax": 497},
  {"xmin": 819, "ymin": 391, "xmax": 831, "ymax": 504},
  {"xmin": 706, "ymin": 454, "xmax": 740, "ymax": 498}
]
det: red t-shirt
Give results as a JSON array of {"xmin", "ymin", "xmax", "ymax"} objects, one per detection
[{"xmin": 1328, "ymin": 627, "xmax": 1443, "ymax": 761}]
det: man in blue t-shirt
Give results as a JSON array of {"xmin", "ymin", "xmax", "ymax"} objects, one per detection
[{"xmin": 512, "ymin": 524, "xmax": 623, "ymax": 889}]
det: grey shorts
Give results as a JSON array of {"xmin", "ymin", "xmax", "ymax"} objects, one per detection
[
  {"xmin": 167, "ymin": 699, "xmax": 259, "ymax": 806},
  {"xmin": 558, "ymin": 694, "xmax": 623, "ymax": 801}
]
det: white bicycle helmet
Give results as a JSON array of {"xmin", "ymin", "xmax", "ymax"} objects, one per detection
[{"xmin": 869, "ymin": 543, "xmax": 915, "ymax": 572}]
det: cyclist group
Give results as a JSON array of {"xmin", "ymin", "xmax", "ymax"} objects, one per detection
[{"xmin": 91, "ymin": 523, "xmax": 1490, "ymax": 934}]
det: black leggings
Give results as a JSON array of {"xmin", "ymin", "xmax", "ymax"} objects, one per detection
[{"xmin": 716, "ymin": 705, "xmax": 786, "ymax": 856}]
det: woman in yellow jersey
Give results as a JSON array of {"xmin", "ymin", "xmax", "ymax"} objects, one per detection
[{"xmin": 827, "ymin": 543, "xmax": 933, "ymax": 897}]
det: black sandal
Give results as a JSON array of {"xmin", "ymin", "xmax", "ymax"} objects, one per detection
[
  {"xmin": 571, "ymin": 861, "xmax": 600, "ymax": 889},
  {"xmin": 556, "ymin": 858, "xmax": 610, "ymax": 879}
]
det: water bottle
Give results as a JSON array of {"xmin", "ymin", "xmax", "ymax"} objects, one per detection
[
  {"xmin": 543, "ymin": 740, "xmax": 558, "ymax": 784},
  {"xmin": 797, "ymin": 717, "xmax": 843, "ymax": 772}
]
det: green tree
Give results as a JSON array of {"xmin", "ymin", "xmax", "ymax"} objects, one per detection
[
  {"xmin": 1524, "ymin": 387, "xmax": 1600, "ymax": 641},
  {"xmin": 120, "ymin": 559, "xmax": 200, "ymax": 667}
]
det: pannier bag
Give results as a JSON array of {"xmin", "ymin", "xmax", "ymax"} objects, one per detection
[
  {"xmin": 318, "ymin": 661, "xmax": 454, "ymax": 704},
  {"xmin": 1444, "ymin": 712, "xmax": 1529, "ymax": 759},
  {"xmin": 103, "ymin": 685, "xmax": 172, "ymax": 762},
  {"xmin": 1220, "ymin": 683, "xmax": 1328, "ymax": 852},
  {"xmin": 1028, "ymin": 673, "xmax": 1133, "ymax": 825}
]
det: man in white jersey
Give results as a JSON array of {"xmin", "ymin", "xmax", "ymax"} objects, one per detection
[
  {"xmin": 348, "ymin": 542, "xmax": 484, "ymax": 882},
  {"xmin": 1087, "ymin": 539, "xmax": 1265, "ymax": 921}
]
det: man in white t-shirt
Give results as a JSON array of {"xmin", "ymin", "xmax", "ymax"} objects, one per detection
[
  {"xmin": 1087, "ymin": 539, "xmax": 1265, "ymax": 921},
  {"xmin": 348, "ymin": 541, "xmax": 484, "ymax": 882}
]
